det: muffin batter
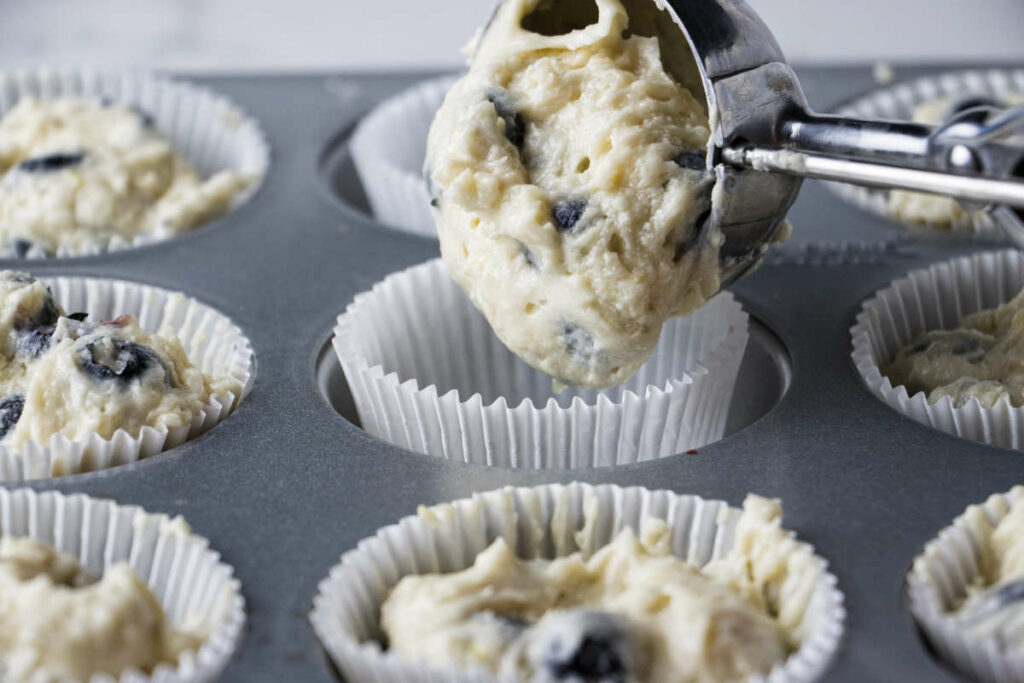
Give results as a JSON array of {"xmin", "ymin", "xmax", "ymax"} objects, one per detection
[
  {"xmin": 952, "ymin": 487, "xmax": 1024, "ymax": 652},
  {"xmin": 425, "ymin": 0, "xmax": 719, "ymax": 389},
  {"xmin": 0, "ymin": 271, "xmax": 239, "ymax": 452},
  {"xmin": 0, "ymin": 536, "xmax": 201, "ymax": 682},
  {"xmin": 885, "ymin": 288, "xmax": 1024, "ymax": 408},
  {"xmin": 0, "ymin": 97, "xmax": 250, "ymax": 255},
  {"xmin": 888, "ymin": 94, "xmax": 1022, "ymax": 230},
  {"xmin": 382, "ymin": 495, "xmax": 822, "ymax": 682}
]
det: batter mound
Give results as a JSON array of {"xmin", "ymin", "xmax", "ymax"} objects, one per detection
[
  {"xmin": 885, "ymin": 289, "xmax": 1024, "ymax": 408},
  {"xmin": 0, "ymin": 536, "xmax": 201, "ymax": 682},
  {"xmin": 950, "ymin": 487, "xmax": 1024, "ymax": 653},
  {"xmin": 425, "ymin": 0, "xmax": 719, "ymax": 389},
  {"xmin": 0, "ymin": 271, "xmax": 239, "ymax": 452},
  {"xmin": 382, "ymin": 495, "xmax": 822, "ymax": 682},
  {"xmin": 0, "ymin": 97, "xmax": 250, "ymax": 255}
]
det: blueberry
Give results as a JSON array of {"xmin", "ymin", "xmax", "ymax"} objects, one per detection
[
  {"xmin": 520, "ymin": 242, "xmax": 538, "ymax": 269},
  {"xmin": 673, "ymin": 150, "xmax": 707, "ymax": 171},
  {"xmin": 32, "ymin": 296, "xmax": 59, "ymax": 329},
  {"xmin": 66, "ymin": 312, "xmax": 88, "ymax": 322},
  {"xmin": 553, "ymin": 199, "xmax": 588, "ymax": 233},
  {"xmin": 4, "ymin": 240, "xmax": 52, "ymax": 259},
  {"xmin": 11, "ymin": 240, "xmax": 33, "ymax": 259},
  {"xmin": 75, "ymin": 337, "xmax": 163, "ymax": 384},
  {"xmin": 951, "ymin": 337, "xmax": 983, "ymax": 357},
  {"xmin": 129, "ymin": 105, "xmax": 155, "ymax": 128},
  {"xmin": 0, "ymin": 394, "xmax": 24, "ymax": 440},
  {"xmin": 16, "ymin": 328, "xmax": 54, "ymax": 358},
  {"xmin": 17, "ymin": 152, "xmax": 85, "ymax": 174},
  {"xmin": 487, "ymin": 92, "xmax": 525, "ymax": 147},
  {"xmin": 561, "ymin": 323, "xmax": 595, "ymax": 365},
  {"xmin": 962, "ymin": 579, "xmax": 1024, "ymax": 622},
  {"xmin": 536, "ymin": 611, "xmax": 629, "ymax": 682}
]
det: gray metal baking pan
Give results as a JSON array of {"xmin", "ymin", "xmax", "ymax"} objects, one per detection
[{"xmin": 5, "ymin": 64, "xmax": 1024, "ymax": 683}]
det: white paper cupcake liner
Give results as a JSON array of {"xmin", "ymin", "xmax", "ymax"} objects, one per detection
[
  {"xmin": 826, "ymin": 68, "xmax": 1024, "ymax": 238},
  {"xmin": 332, "ymin": 258, "xmax": 748, "ymax": 469},
  {"xmin": 851, "ymin": 249, "xmax": 1024, "ymax": 448},
  {"xmin": 348, "ymin": 75, "xmax": 456, "ymax": 236},
  {"xmin": 0, "ymin": 67, "xmax": 271, "ymax": 257},
  {"xmin": 908, "ymin": 487, "xmax": 1024, "ymax": 682},
  {"xmin": 311, "ymin": 483, "xmax": 845, "ymax": 683},
  {"xmin": 0, "ymin": 487, "xmax": 244, "ymax": 683},
  {"xmin": 0, "ymin": 275, "xmax": 255, "ymax": 481}
]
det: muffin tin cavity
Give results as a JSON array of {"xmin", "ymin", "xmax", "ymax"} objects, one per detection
[
  {"xmin": 320, "ymin": 76, "xmax": 453, "ymax": 237},
  {"xmin": 0, "ymin": 68, "xmax": 270, "ymax": 258}
]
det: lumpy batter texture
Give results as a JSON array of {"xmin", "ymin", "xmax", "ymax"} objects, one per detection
[
  {"xmin": 382, "ymin": 495, "xmax": 822, "ymax": 682},
  {"xmin": 885, "ymin": 289, "xmax": 1024, "ymax": 408},
  {"xmin": 425, "ymin": 0, "xmax": 719, "ymax": 389},
  {"xmin": 887, "ymin": 94, "xmax": 1023, "ymax": 230},
  {"xmin": 0, "ymin": 97, "xmax": 250, "ymax": 255},
  {"xmin": 0, "ymin": 536, "xmax": 201, "ymax": 682},
  {"xmin": 0, "ymin": 271, "xmax": 239, "ymax": 452},
  {"xmin": 950, "ymin": 487, "xmax": 1024, "ymax": 653}
]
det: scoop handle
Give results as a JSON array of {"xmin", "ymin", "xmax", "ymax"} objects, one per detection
[{"xmin": 724, "ymin": 106, "xmax": 1024, "ymax": 209}]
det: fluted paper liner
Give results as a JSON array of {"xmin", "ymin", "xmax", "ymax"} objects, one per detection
[
  {"xmin": 0, "ymin": 275, "xmax": 254, "ymax": 481},
  {"xmin": 851, "ymin": 249, "xmax": 1024, "ymax": 448},
  {"xmin": 908, "ymin": 487, "xmax": 1024, "ymax": 682},
  {"xmin": 310, "ymin": 483, "xmax": 845, "ymax": 683},
  {"xmin": 348, "ymin": 75, "xmax": 455, "ymax": 236},
  {"xmin": 0, "ymin": 67, "xmax": 270, "ymax": 257},
  {"xmin": 827, "ymin": 68, "xmax": 1024, "ymax": 238},
  {"xmin": 0, "ymin": 487, "xmax": 244, "ymax": 683},
  {"xmin": 332, "ymin": 258, "xmax": 748, "ymax": 468}
]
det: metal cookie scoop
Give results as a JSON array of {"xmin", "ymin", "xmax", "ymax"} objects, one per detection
[{"xmin": 486, "ymin": 0, "xmax": 1024, "ymax": 286}]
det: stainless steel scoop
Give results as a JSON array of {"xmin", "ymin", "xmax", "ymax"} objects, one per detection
[{"xmin": 489, "ymin": 0, "xmax": 1024, "ymax": 286}]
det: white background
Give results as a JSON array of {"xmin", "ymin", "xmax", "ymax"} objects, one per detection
[{"xmin": 1, "ymin": 0, "xmax": 1023, "ymax": 71}]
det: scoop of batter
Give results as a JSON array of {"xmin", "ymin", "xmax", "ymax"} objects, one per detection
[
  {"xmin": 885, "ymin": 289, "xmax": 1024, "ymax": 408},
  {"xmin": 0, "ymin": 97, "xmax": 250, "ymax": 255},
  {"xmin": 0, "ymin": 271, "xmax": 240, "ymax": 453},
  {"xmin": 0, "ymin": 536, "xmax": 201, "ymax": 682},
  {"xmin": 381, "ymin": 495, "xmax": 821, "ymax": 682},
  {"xmin": 425, "ymin": 0, "xmax": 719, "ymax": 389}
]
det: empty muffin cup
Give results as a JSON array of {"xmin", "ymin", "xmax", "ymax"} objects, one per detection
[
  {"xmin": 826, "ymin": 68, "xmax": 1024, "ymax": 237},
  {"xmin": 851, "ymin": 249, "xmax": 1024, "ymax": 448},
  {"xmin": 332, "ymin": 258, "xmax": 748, "ymax": 469},
  {"xmin": 347, "ymin": 75, "xmax": 455, "ymax": 236},
  {"xmin": 0, "ymin": 67, "xmax": 270, "ymax": 257},
  {"xmin": 0, "ymin": 275, "xmax": 254, "ymax": 481},
  {"xmin": 310, "ymin": 482, "xmax": 846, "ymax": 683},
  {"xmin": 908, "ymin": 487, "xmax": 1024, "ymax": 682},
  {"xmin": 0, "ymin": 486, "xmax": 244, "ymax": 682}
]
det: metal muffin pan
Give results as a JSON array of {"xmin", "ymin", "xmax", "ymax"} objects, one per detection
[{"xmin": 4, "ymin": 66, "xmax": 1024, "ymax": 683}]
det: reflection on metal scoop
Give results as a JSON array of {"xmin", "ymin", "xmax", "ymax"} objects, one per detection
[{"xmin": 488, "ymin": 0, "xmax": 1024, "ymax": 285}]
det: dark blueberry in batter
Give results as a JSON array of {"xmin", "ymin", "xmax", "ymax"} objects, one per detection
[
  {"xmin": 542, "ymin": 611, "xmax": 629, "ymax": 682},
  {"xmin": 562, "ymin": 323, "xmax": 595, "ymax": 365},
  {"xmin": 488, "ymin": 93, "xmax": 525, "ymax": 148},
  {"xmin": 16, "ymin": 329, "xmax": 54, "ymax": 358},
  {"xmin": 129, "ymin": 105, "xmax": 155, "ymax": 128},
  {"xmin": 553, "ymin": 199, "xmax": 588, "ymax": 233},
  {"xmin": 951, "ymin": 337, "xmax": 984, "ymax": 357},
  {"xmin": 76, "ymin": 338, "xmax": 161, "ymax": 384},
  {"xmin": 0, "ymin": 394, "xmax": 24, "ymax": 440},
  {"xmin": 520, "ymin": 243, "xmax": 538, "ymax": 269},
  {"xmin": 17, "ymin": 152, "xmax": 86, "ymax": 174},
  {"xmin": 33, "ymin": 296, "xmax": 60, "ymax": 329},
  {"xmin": 67, "ymin": 312, "xmax": 89, "ymax": 322},
  {"xmin": 673, "ymin": 150, "xmax": 707, "ymax": 172},
  {"xmin": 11, "ymin": 240, "xmax": 33, "ymax": 259}
]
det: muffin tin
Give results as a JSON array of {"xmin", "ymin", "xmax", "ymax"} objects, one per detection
[{"xmin": 4, "ymin": 64, "xmax": 1024, "ymax": 682}]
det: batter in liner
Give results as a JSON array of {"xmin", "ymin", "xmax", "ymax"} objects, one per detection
[
  {"xmin": 950, "ymin": 487, "xmax": 1024, "ymax": 653},
  {"xmin": 0, "ymin": 271, "xmax": 239, "ymax": 453},
  {"xmin": 0, "ymin": 536, "xmax": 201, "ymax": 682},
  {"xmin": 885, "ymin": 289, "xmax": 1024, "ymax": 408},
  {"xmin": 0, "ymin": 97, "xmax": 250, "ymax": 255},
  {"xmin": 382, "ymin": 495, "xmax": 822, "ymax": 682},
  {"xmin": 425, "ymin": 0, "xmax": 720, "ymax": 389}
]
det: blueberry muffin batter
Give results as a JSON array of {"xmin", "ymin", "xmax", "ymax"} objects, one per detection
[
  {"xmin": 382, "ymin": 496, "xmax": 822, "ymax": 682},
  {"xmin": 885, "ymin": 289, "xmax": 1024, "ymax": 408},
  {"xmin": 0, "ymin": 97, "xmax": 250, "ymax": 255},
  {"xmin": 948, "ymin": 487, "xmax": 1024, "ymax": 652},
  {"xmin": 425, "ymin": 0, "xmax": 718, "ymax": 389},
  {"xmin": 0, "ymin": 536, "xmax": 201, "ymax": 682},
  {"xmin": 0, "ymin": 271, "xmax": 239, "ymax": 452}
]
